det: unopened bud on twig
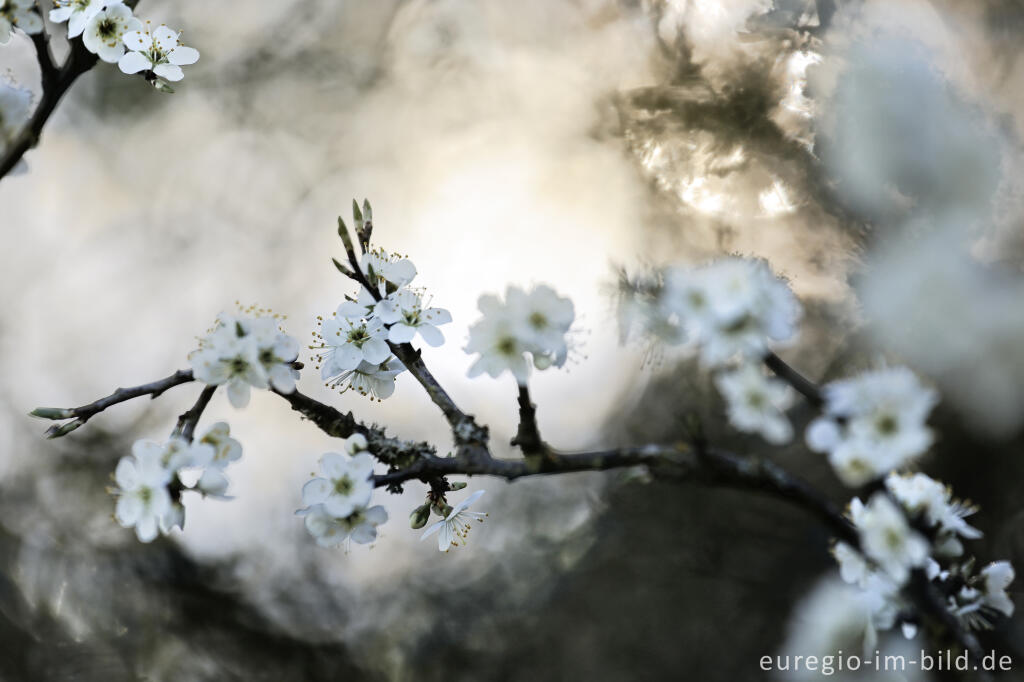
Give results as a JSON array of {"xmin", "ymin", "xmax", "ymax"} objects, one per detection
[
  {"xmin": 449, "ymin": 481, "xmax": 468, "ymax": 491},
  {"xmin": 29, "ymin": 407, "xmax": 73, "ymax": 420},
  {"xmin": 44, "ymin": 419, "xmax": 84, "ymax": 439},
  {"xmin": 409, "ymin": 504, "xmax": 431, "ymax": 529}
]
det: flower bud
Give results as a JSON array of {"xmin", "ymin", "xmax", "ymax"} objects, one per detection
[
  {"xmin": 409, "ymin": 504, "xmax": 431, "ymax": 529},
  {"xmin": 29, "ymin": 407, "xmax": 73, "ymax": 420},
  {"xmin": 449, "ymin": 481, "xmax": 468, "ymax": 491},
  {"xmin": 533, "ymin": 353, "xmax": 552, "ymax": 370}
]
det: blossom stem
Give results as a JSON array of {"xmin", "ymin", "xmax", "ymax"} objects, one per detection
[
  {"xmin": 762, "ymin": 351, "xmax": 823, "ymax": 408},
  {"xmin": 173, "ymin": 384, "xmax": 217, "ymax": 442},
  {"xmin": 510, "ymin": 383, "xmax": 546, "ymax": 456}
]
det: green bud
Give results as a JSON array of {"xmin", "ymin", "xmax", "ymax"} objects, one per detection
[
  {"xmin": 449, "ymin": 481, "xmax": 468, "ymax": 491},
  {"xmin": 44, "ymin": 419, "xmax": 83, "ymax": 439},
  {"xmin": 332, "ymin": 257, "xmax": 354, "ymax": 277},
  {"xmin": 351, "ymin": 199, "xmax": 364, "ymax": 232},
  {"xmin": 29, "ymin": 407, "xmax": 73, "ymax": 420},
  {"xmin": 152, "ymin": 79, "xmax": 175, "ymax": 94},
  {"xmin": 432, "ymin": 502, "xmax": 453, "ymax": 518},
  {"xmin": 409, "ymin": 504, "xmax": 431, "ymax": 529},
  {"xmin": 337, "ymin": 216, "xmax": 356, "ymax": 254}
]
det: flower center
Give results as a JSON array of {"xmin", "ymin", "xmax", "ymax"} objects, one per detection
[
  {"xmin": 875, "ymin": 414, "xmax": 899, "ymax": 436},
  {"xmin": 529, "ymin": 311, "xmax": 547, "ymax": 329},
  {"xmin": 497, "ymin": 336, "xmax": 517, "ymax": 355},
  {"xmin": 334, "ymin": 475, "xmax": 354, "ymax": 496},
  {"xmin": 97, "ymin": 18, "xmax": 119, "ymax": 40}
]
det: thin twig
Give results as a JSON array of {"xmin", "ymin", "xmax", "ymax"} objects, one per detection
[
  {"xmin": 510, "ymin": 382, "xmax": 546, "ymax": 456},
  {"xmin": 763, "ymin": 351, "xmax": 824, "ymax": 408},
  {"xmin": 173, "ymin": 385, "xmax": 216, "ymax": 442}
]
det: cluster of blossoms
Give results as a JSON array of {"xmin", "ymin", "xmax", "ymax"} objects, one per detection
[
  {"xmin": 619, "ymin": 257, "xmax": 799, "ymax": 444},
  {"xmin": 621, "ymin": 257, "xmax": 1015, "ymax": 644},
  {"xmin": 46, "ymin": 3, "xmax": 200, "ymax": 85},
  {"xmin": 831, "ymin": 472, "xmax": 1014, "ymax": 645},
  {"xmin": 113, "ymin": 423, "xmax": 243, "ymax": 542},
  {"xmin": 807, "ymin": 367, "xmax": 938, "ymax": 486},
  {"xmin": 296, "ymin": 435, "xmax": 389, "ymax": 548},
  {"xmin": 189, "ymin": 307, "xmax": 300, "ymax": 408},
  {"xmin": 312, "ymin": 205, "xmax": 451, "ymax": 400},
  {"xmin": 464, "ymin": 284, "xmax": 575, "ymax": 384}
]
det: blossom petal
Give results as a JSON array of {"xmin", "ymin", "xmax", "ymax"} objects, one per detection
[
  {"xmin": 301, "ymin": 477, "xmax": 331, "ymax": 506},
  {"xmin": 226, "ymin": 380, "xmax": 251, "ymax": 408},
  {"xmin": 418, "ymin": 324, "xmax": 445, "ymax": 347},
  {"xmin": 115, "ymin": 495, "xmax": 143, "ymax": 526},
  {"xmin": 121, "ymin": 29, "xmax": 150, "ymax": 51},
  {"xmin": 361, "ymin": 337, "xmax": 391, "ymax": 364},
  {"xmin": 114, "ymin": 457, "xmax": 139, "ymax": 490},
  {"xmin": 118, "ymin": 50, "xmax": 151, "ymax": 75},
  {"xmin": 350, "ymin": 522, "xmax": 378, "ymax": 544},
  {"xmin": 153, "ymin": 63, "xmax": 184, "ymax": 82},
  {"xmin": 168, "ymin": 45, "xmax": 199, "ymax": 66},
  {"xmin": 387, "ymin": 324, "xmax": 416, "ymax": 344},
  {"xmin": 135, "ymin": 514, "xmax": 159, "ymax": 543},
  {"xmin": 153, "ymin": 25, "xmax": 177, "ymax": 51}
]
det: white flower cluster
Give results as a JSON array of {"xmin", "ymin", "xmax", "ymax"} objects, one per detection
[
  {"xmin": 620, "ymin": 257, "xmax": 801, "ymax": 367},
  {"xmin": 190, "ymin": 307, "xmax": 300, "ymax": 408},
  {"xmin": 113, "ymin": 423, "xmax": 243, "ymax": 542},
  {"xmin": 0, "ymin": 1, "xmax": 199, "ymax": 87},
  {"xmin": 465, "ymin": 285, "xmax": 574, "ymax": 384},
  {"xmin": 620, "ymin": 257, "xmax": 800, "ymax": 444},
  {"xmin": 807, "ymin": 367, "xmax": 938, "ymax": 487},
  {"xmin": 296, "ymin": 435, "xmax": 388, "ymax": 548},
  {"xmin": 49, "ymin": 3, "xmax": 199, "ymax": 84},
  {"xmin": 312, "ymin": 241, "xmax": 450, "ymax": 400},
  {"xmin": 831, "ymin": 473, "xmax": 1014, "ymax": 643}
]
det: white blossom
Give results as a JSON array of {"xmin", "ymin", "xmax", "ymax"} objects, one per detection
[
  {"xmin": 302, "ymin": 504, "xmax": 388, "ymax": 548},
  {"xmin": 299, "ymin": 446, "xmax": 375, "ymax": 518},
  {"xmin": 421, "ymin": 490, "xmax": 488, "ymax": 552},
  {"xmin": 360, "ymin": 247, "xmax": 416, "ymax": 296},
  {"xmin": 849, "ymin": 494, "xmax": 930, "ymax": 585},
  {"xmin": 885, "ymin": 472, "xmax": 981, "ymax": 551},
  {"xmin": 0, "ymin": 0, "xmax": 42, "ymax": 44},
  {"xmin": 315, "ymin": 313, "xmax": 390, "ymax": 375},
  {"xmin": 714, "ymin": 364, "xmax": 794, "ymax": 444},
  {"xmin": 808, "ymin": 367, "xmax": 938, "ymax": 485},
  {"xmin": 465, "ymin": 285, "xmax": 574, "ymax": 382},
  {"xmin": 189, "ymin": 311, "xmax": 299, "ymax": 408},
  {"xmin": 113, "ymin": 439, "xmax": 183, "ymax": 543},
  {"xmin": 324, "ymin": 355, "xmax": 405, "ymax": 400},
  {"xmin": 118, "ymin": 23, "xmax": 199, "ymax": 82},
  {"xmin": 661, "ymin": 258, "xmax": 800, "ymax": 367},
  {"xmin": 375, "ymin": 288, "xmax": 452, "ymax": 347},
  {"xmin": 48, "ymin": 0, "xmax": 101, "ymax": 39},
  {"xmin": 82, "ymin": 2, "xmax": 141, "ymax": 63},
  {"xmin": 191, "ymin": 422, "xmax": 243, "ymax": 498},
  {"xmin": 980, "ymin": 561, "xmax": 1015, "ymax": 617}
]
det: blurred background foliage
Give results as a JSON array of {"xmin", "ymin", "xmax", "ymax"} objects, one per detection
[{"xmin": 1, "ymin": 0, "xmax": 1024, "ymax": 679}]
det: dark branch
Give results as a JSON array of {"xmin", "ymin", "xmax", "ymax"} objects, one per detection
[
  {"xmin": 510, "ymin": 382, "xmax": 546, "ymax": 456},
  {"xmin": 763, "ymin": 351, "xmax": 824, "ymax": 408},
  {"xmin": 173, "ymin": 385, "xmax": 216, "ymax": 442},
  {"xmin": 31, "ymin": 368, "xmax": 195, "ymax": 437}
]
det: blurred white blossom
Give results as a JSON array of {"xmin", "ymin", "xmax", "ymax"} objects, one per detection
[
  {"xmin": 0, "ymin": 0, "xmax": 41, "ymax": 44},
  {"xmin": 713, "ymin": 363, "xmax": 794, "ymax": 444}
]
